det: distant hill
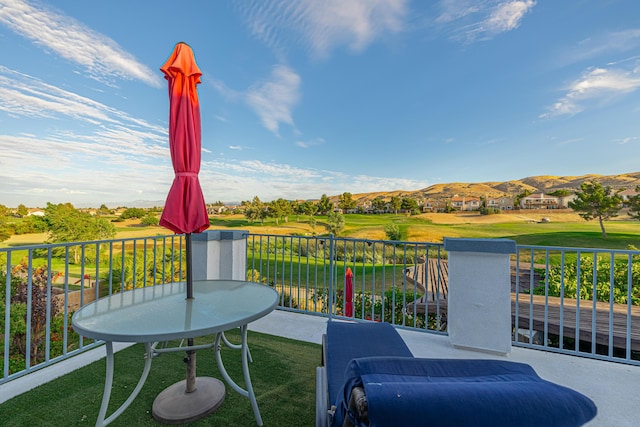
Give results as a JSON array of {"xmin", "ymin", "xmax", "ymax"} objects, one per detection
[{"xmin": 328, "ymin": 172, "xmax": 640, "ymax": 203}]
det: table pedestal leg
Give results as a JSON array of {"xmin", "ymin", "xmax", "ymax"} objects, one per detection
[
  {"xmin": 96, "ymin": 342, "xmax": 153, "ymax": 427},
  {"xmin": 215, "ymin": 325, "xmax": 263, "ymax": 426}
]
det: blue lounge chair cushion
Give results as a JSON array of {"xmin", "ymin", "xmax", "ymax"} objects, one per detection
[
  {"xmin": 325, "ymin": 321, "xmax": 413, "ymax": 424},
  {"xmin": 340, "ymin": 356, "xmax": 597, "ymax": 427}
]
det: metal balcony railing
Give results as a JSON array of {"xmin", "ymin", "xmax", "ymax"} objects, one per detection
[
  {"xmin": 1, "ymin": 235, "xmax": 185, "ymax": 385},
  {"xmin": 2, "ymin": 233, "xmax": 639, "ymax": 386}
]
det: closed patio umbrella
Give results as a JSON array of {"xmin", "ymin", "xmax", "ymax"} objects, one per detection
[
  {"xmin": 345, "ymin": 267, "xmax": 354, "ymax": 317},
  {"xmin": 159, "ymin": 41, "xmax": 209, "ymax": 301},
  {"xmin": 153, "ymin": 42, "xmax": 221, "ymax": 424}
]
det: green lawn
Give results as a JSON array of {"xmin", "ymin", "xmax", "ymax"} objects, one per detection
[
  {"xmin": 214, "ymin": 213, "xmax": 640, "ymax": 250},
  {"xmin": 3, "ymin": 212, "xmax": 639, "ymax": 251},
  {"xmin": 0, "ymin": 330, "xmax": 320, "ymax": 427}
]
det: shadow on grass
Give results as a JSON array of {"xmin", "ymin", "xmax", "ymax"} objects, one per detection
[{"xmin": 0, "ymin": 330, "xmax": 320, "ymax": 427}]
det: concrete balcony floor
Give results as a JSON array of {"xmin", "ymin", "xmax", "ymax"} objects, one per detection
[{"xmin": 3, "ymin": 310, "xmax": 640, "ymax": 426}]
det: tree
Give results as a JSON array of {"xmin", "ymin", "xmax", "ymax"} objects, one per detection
[
  {"xmin": 317, "ymin": 194, "xmax": 333, "ymax": 215},
  {"xmin": 244, "ymin": 196, "xmax": 267, "ymax": 224},
  {"xmin": 514, "ymin": 189, "xmax": 533, "ymax": 208},
  {"xmin": 298, "ymin": 201, "xmax": 317, "ymax": 217},
  {"xmin": 384, "ymin": 223, "xmax": 401, "ymax": 241},
  {"xmin": 389, "ymin": 196, "xmax": 402, "ymax": 214},
  {"xmin": 0, "ymin": 220, "xmax": 9, "ymax": 243},
  {"xmin": 98, "ymin": 204, "xmax": 112, "ymax": 216},
  {"xmin": 14, "ymin": 215, "xmax": 47, "ymax": 234},
  {"xmin": 269, "ymin": 198, "xmax": 293, "ymax": 225},
  {"xmin": 372, "ymin": 197, "xmax": 387, "ymax": 213},
  {"xmin": 401, "ymin": 197, "xmax": 420, "ymax": 215},
  {"xmin": 548, "ymin": 189, "xmax": 572, "ymax": 197},
  {"xmin": 628, "ymin": 186, "xmax": 640, "ymax": 221},
  {"xmin": 0, "ymin": 204, "xmax": 11, "ymax": 242},
  {"xmin": 43, "ymin": 203, "xmax": 116, "ymax": 261},
  {"xmin": 141, "ymin": 214, "xmax": 159, "ymax": 226},
  {"xmin": 16, "ymin": 204, "xmax": 28, "ymax": 217},
  {"xmin": 568, "ymin": 181, "xmax": 623, "ymax": 238},
  {"xmin": 120, "ymin": 207, "xmax": 146, "ymax": 219},
  {"xmin": 325, "ymin": 212, "xmax": 345, "ymax": 235},
  {"xmin": 338, "ymin": 192, "xmax": 357, "ymax": 211}
]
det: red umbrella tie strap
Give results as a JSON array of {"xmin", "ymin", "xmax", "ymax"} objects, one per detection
[{"xmin": 175, "ymin": 172, "xmax": 197, "ymax": 177}]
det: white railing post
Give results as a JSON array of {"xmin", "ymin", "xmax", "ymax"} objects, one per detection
[
  {"xmin": 192, "ymin": 230, "xmax": 249, "ymax": 281},
  {"xmin": 444, "ymin": 238, "xmax": 516, "ymax": 354}
]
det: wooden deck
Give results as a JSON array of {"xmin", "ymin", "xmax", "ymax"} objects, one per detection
[
  {"xmin": 513, "ymin": 294, "xmax": 640, "ymax": 351},
  {"xmin": 404, "ymin": 258, "xmax": 448, "ymax": 314},
  {"xmin": 404, "ymin": 259, "xmax": 640, "ymax": 352}
]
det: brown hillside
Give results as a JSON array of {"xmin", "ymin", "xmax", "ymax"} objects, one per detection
[{"xmin": 329, "ymin": 172, "xmax": 640, "ymax": 202}]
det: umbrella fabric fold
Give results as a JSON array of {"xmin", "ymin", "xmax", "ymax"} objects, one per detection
[{"xmin": 159, "ymin": 42, "xmax": 209, "ymax": 235}]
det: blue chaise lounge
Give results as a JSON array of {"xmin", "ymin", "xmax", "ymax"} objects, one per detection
[{"xmin": 316, "ymin": 321, "xmax": 597, "ymax": 427}]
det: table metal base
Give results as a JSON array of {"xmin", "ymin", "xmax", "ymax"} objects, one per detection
[{"xmin": 152, "ymin": 377, "xmax": 226, "ymax": 424}]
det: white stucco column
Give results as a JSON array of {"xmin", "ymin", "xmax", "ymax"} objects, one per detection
[
  {"xmin": 191, "ymin": 230, "xmax": 248, "ymax": 281},
  {"xmin": 443, "ymin": 238, "xmax": 516, "ymax": 355}
]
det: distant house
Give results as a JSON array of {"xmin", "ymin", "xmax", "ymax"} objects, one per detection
[
  {"xmin": 556, "ymin": 194, "xmax": 577, "ymax": 208},
  {"xmin": 619, "ymin": 189, "xmax": 640, "ymax": 205},
  {"xmin": 422, "ymin": 199, "xmax": 438, "ymax": 212},
  {"xmin": 427, "ymin": 199, "xmax": 450, "ymax": 212},
  {"xmin": 27, "ymin": 209, "xmax": 45, "ymax": 217},
  {"xmin": 520, "ymin": 193, "xmax": 559, "ymax": 209},
  {"xmin": 207, "ymin": 205, "xmax": 227, "ymax": 215},
  {"xmin": 486, "ymin": 196, "xmax": 515, "ymax": 210},
  {"xmin": 451, "ymin": 196, "xmax": 481, "ymax": 211}
]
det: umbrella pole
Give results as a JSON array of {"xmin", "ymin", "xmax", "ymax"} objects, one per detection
[
  {"xmin": 185, "ymin": 232, "xmax": 197, "ymax": 392},
  {"xmin": 152, "ymin": 231, "xmax": 225, "ymax": 423},
  {"xmin": 186, "ymin": 232, "xmax": 193, "ymax": 299}
]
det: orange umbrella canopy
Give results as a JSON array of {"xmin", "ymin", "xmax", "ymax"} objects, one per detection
[{"xmin": 159, "ymin": 42, "xmax": 209, "ymax": 235}]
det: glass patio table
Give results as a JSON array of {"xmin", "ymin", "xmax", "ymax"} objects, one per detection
[{"xmin": 72, "ymin": 280, "xmax": 279, "ymax": 426}]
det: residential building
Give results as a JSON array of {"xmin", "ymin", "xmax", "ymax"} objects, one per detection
[
  {"xmin": 451, "ymin": 196, "xmax": 481, "ymax": 211},
  {"xmin": 486, "ymin": 196, "xmax": 515, "ymax": 210},
  {"xmin": 520, "ymin": 193, "xmax": 559, "ymax": 209}
]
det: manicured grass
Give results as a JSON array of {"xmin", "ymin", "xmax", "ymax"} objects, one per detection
[
  {"xmin": 0, "ymin": 330, "xmax": 320, "ymax": 427},
  {"xmin": 3, "ymin": 212, "xmax": 638, "ymax": 250},
  {"xmin": 215, "ymin": 213, "xmax": 639, "ymax": 249}
]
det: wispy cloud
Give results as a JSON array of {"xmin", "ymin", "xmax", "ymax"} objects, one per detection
[
  {"xmin": 296, "ymin": 137, "xmax": 325, "ymax": 148},
  {"xmin": 437, "ymin": 0, "xmax": 536, "ymax": 43},
  {"xmin": 0, "ymin": 66, "xmax": 172, "ymax": 206},
  {"xmin": 557, "ymin": 138, "xmax": 583, "ymax": 146},
  {"xmin": 0, "ymin": 133, "xmax": 173, "ymax": 206},
  {"xmin": 541, "ymin": 65, "xmax": 640, "ymax": 118},
  {"xmin": 615, "ymin": 136, "xmax": 639, "ymax": 145},
  {"xmin": 209, "ymin": 159, "xmax": 321, "ymax": 179},
  {"xmin": 214, "ymin": 64, "xmax": 301, "ymax": 136},
  {"xmin": 0, "ymin": 0, "xmax": 161, "ymax": 87},
  {"xmin": 0, "ymin": 66, "xmax": 167, "ymax": 135},
  {"xmin": 246, "ymin": 65, "xmax": 300, "ymax": 135},
  {"xmin": 237, "ymin": 0, "xmax": 408, "ymax": 58},
  {"xmin": 566, "ymin": 29, "xmax": 640, "ymax": 65},
  {"xmin": 225, "ymin": 0, "xmax": 406, "ymax": 138}
]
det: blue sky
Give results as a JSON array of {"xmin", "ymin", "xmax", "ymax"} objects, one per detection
[{"xmin": 1, "ymin": 0, "xmax": 639, "ymax": 208}]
